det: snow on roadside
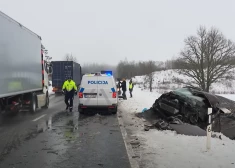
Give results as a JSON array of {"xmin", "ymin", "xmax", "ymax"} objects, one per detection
[
  {"xmin": 136, "ymin": 130, "xmax": 235, "ymax": 168},
  {"xmin": 120, "ymin": 84, "xmax": 160, "ymax": 113},
  {"xmin": 217, "ymin": 94, "xmax": 235, "ymax": 102},
  {"xmin": 119, "ymin": 86, "xmax": 235, "ymax": 168}
]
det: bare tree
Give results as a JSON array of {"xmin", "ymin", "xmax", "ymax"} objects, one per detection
[
  {"xmin": 144, "ymin": 60, "xmax": 156, "ymax": 92},
  {"xmin": 64, "ymin": 53, "xmax": 77, "ymax": 62},
  {"xmin": 116, "ymin": 59, "xmax": 160, "ymax": 80},
  {"xmin": 178, "ymin": 26, "xmax": 235, "ymax": 92}
]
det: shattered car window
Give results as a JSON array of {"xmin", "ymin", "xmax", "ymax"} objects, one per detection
[{"xmin": 173, "ymin": 88, "xmax": 205, "ymax": 106}]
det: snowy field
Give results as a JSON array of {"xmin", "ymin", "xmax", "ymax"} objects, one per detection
[
  {"xmin": 119, "ymin": 86, "xmax": 235, "ymax": 168},
  {"xmin": 132, "ymin": 69, "xmax": 235, "ymax": 95}
]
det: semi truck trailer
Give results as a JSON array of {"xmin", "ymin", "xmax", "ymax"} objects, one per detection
[
  {"xmin": 0, "ymin": 11, "xmax": 51, "ymax": 114},
  {"xmin": 51, "ymin": 61, "xmax": 82, "ymax": 94}
]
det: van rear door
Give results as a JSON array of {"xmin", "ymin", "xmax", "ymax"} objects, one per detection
[
  {"xmin": 80, "ymin": 76, "xmax": 98, "ymax": 106},
  {"xmin": 97, "ymin": 76, "xmax": 117, "ymax": 106}
]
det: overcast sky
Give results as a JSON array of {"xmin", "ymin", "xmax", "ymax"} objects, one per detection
[{"xmin": 0, "ymin": 0, "xmax": 235, "ymax": 65}]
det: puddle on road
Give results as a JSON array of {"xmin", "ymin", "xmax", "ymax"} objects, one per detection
[
  {"xmin": 35, "ymin": 111, "xmax": 82, "ymax": 144},
  {"xmin": 36, "ymin": 111, "xmax": 78, "ymax": 131},
  {"xmin": 0, "ymin": 110, "xmax": 119, "ymax": 165},
  {"xmin": 0, "ymin": 111, "xmax": 82, "ymax": 162}
]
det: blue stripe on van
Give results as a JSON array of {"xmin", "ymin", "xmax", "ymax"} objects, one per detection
[
  {"xmin": 111, "ymin": 88, "xmax": 115, "ymax": 92},
  {"xmin": 79, "ymin": 88, "xmax": 85, "ymax": 92}
]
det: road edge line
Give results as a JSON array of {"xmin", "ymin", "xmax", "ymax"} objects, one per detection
[{"xmin": 117, "ymin": 109, "xmax": 140, "ymax": 168}]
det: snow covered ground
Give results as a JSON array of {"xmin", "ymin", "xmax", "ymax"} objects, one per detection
[
  {"xmin": 132, "ymin": 69, "xmax": 235, "ymax": 94},
  {"xmin": 119, "ymin": 86, "xmax": 235, "ymax": 168},
  {"xmin": 217, "ymin": 94, "xmax": 235, "ymax": 102}
]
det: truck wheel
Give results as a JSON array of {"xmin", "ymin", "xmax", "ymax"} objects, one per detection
[
  {"xmin": 0, "ymin": 105, "xmax": 6, "ymax": 116},
  {"xmin": 30, "ymin": 93, "xmax": 37, "ymax": 113},
  {"xmin": 44, "ymin": 93, "xmax": 49, "ymax": 109}
]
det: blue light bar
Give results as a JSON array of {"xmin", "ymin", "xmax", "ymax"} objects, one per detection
[{"xmin": 101, "ymin": 70, "xmax": 112, "ymax": 76}]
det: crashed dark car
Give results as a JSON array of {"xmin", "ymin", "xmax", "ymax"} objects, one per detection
[{"xmin": 151, "ymin": 87, "xmax": 228, "ymax": 129}]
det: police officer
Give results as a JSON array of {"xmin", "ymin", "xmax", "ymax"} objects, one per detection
[
  {"xmin": 62, "ymin": 77, "xmax": 77, "ymax": 112},
  {"xmin": 129, "ymin": 79, "xmax": 134, "ymax": 98}
]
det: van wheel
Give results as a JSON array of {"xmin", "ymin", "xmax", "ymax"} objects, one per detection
[
  {"xmin": 78, "ymin": 107, "xmax": 84, "ymax": 114},
  {"xmin": 112, "ymin": 107, "xmax": 117, "ymax": 114},
  {"xmin": 30, "ymin": 93, "xmax": 37, "ymax": 113}
]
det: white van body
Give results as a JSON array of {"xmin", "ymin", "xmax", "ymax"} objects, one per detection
[{"xmin": 78, "ymin": 73, "xmax": 118, "ymax": 114}]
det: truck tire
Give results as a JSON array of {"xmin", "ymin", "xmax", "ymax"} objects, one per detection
[
  {"xmin": 0, "ymin": 104, "xmax": 5, "ymax": 116},
  {"xmin": 44, "ymin": 93, "xmax": 49, "ymax": 109},
  {"xmin": 30, "ymin": 93, "xmax": 37, "ymax": 113}
]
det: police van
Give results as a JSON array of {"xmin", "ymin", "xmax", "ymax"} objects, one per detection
[{"xmin": 78, "ymin": 71, "xmax": 118, "ymax": 114}]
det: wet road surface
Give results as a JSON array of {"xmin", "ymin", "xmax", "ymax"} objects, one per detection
[{"xmin": 0, "ymin": 95, "xmax": 131, "ymax": 168}]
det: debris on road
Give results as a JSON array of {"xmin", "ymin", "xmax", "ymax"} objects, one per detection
[
  {"xmin": 98, "ymin": 163, "xmax": 104, "ymax": 167},
  {"xmin": 47, "ymin": 151, "xmax": 59, "ymax": 155}
]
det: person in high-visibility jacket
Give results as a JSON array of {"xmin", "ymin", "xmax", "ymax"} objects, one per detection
[
  {"xmin": 62, "ymin": 77, "xmax": 77, "ymax": 112},
  {"xmin": 129, "ymin": 79, "xmax": 134, "ymax": 98}
]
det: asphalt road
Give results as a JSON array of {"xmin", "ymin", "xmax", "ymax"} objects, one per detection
[{"xmin": 0, "ymin": 95, "xmax": 131, "ymax": 168}]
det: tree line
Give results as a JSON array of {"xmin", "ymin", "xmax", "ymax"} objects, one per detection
[
  {"xmin": 82, "ymin": 63, "xmax": 117, "ymax": 77},
  {"xmin": 118, "ymin": 26, "xmax": 235, "ymax": 92},
  {"xmin": 63, "ymin": 26, "xmax": 235, "ymax": 92},
  {"xmin": 116, "ymin": 60, "xmax": 161, "ymax": 79}
]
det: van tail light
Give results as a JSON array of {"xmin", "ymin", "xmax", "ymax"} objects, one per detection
[
  {"xmin": 112, "ymin": 92, "xmax": 117, "ymax": 98},
  {"xmin": 79, "ymin": 92, "xmax": 83, "ymax": 98}
]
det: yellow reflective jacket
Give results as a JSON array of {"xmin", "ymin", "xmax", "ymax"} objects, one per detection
[
  {"xmin": 62, "ymin": 80, "xmax": 77, "ymax": 92},
  {"xmin": 129, "ymin": 83, "xmax": 133, "ymax": 89}
]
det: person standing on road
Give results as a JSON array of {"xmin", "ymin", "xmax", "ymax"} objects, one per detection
[
  {"xmin": 121, "ymin": 78, "xmax": 127, "ymax": 100},
  {"xmin": 62, "ymin": 77, "xmax": 77, "ymax": 112},
  {"xmin": 117, "ymin": 79, "xmax": 122, "ymax": 96},
  {"xmin": 129, "ymin": 79, "xmax": 134, "ymax": 98}
]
